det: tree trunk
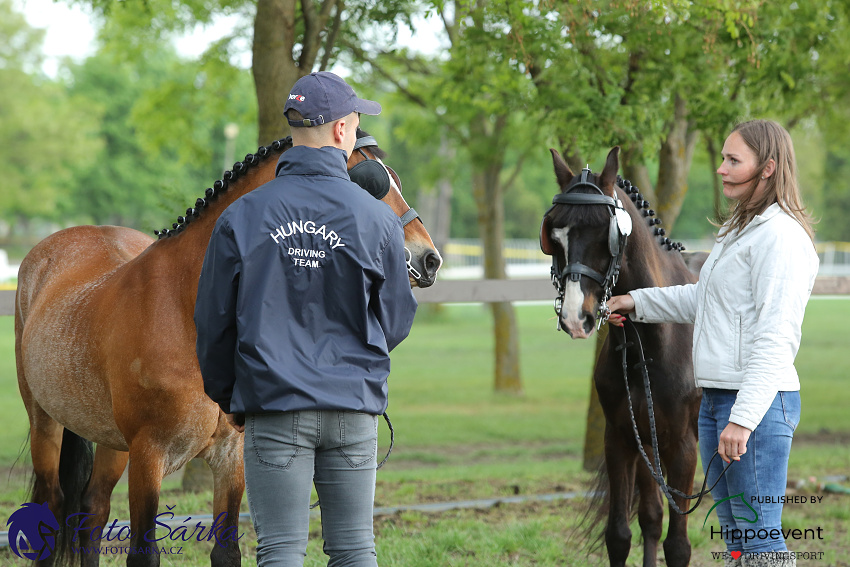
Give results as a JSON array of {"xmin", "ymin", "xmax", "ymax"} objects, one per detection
[
  {"xmin": 705, "ymin": 134, "xmax": 724, "ymax": 222},
  {"xmin": 252, "ymin": 0, "xmax": 298, "ymax": 145},
  {"xmin": 181, "ymin": 458, "xmax": 213, "ymax": 493},
  {"xmin": 582, "ymin": 324, "xmax": 608, "ymax": 471},
  {"xmin": 417, "ymin": 138, "xmax": 454, "ymax": 253},
  {"xmin": 470, "ymin": 136, "xmax": 522, "ymax": 394},
  {"xmin": 654, "ymin": 95, "xmax": 699, "ymax": 233},
  {"xmin": 620, "ymin": 143, "xmax": 655, "ymax": 204}
]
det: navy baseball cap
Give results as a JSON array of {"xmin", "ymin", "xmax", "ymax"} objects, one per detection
[{"xmin": 284, "ymin": 72, "xmax": 381, "ymax": 127}]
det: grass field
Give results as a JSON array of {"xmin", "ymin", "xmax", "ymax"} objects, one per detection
[{"xmin": 0, "ymin": 299, "xmax": 848, "ymax": 565}]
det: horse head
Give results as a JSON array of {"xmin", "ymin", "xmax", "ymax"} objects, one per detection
[
  {"xmin": 348, "ymin": 133, "xmax": 442, "ymax": 288},
  {"xmin": 541, "ymin": 147, "xmax": 627, "ymax": 339}
]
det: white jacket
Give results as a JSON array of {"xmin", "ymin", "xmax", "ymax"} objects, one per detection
[{"xmin": 629, "ymin": 203, "xmax": 819, "ymax": 431}]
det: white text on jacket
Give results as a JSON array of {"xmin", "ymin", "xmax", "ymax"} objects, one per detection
[{"xmin": 269, "ymin": 219, "xmax": 346, "ymax": 249}]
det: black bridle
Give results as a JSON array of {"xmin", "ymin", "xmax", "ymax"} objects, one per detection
[{"xmin": 542, "ymin": 168, "xmax": 631, "ymax": 331}]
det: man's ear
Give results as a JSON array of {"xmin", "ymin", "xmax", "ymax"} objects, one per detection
[{"xmin": 332, "ymin": 118, "xmax": 347, "ymax": 145}]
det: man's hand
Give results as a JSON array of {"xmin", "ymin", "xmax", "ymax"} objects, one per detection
[{"xmin": 226, "ymin": 413, "xmax": 245, "ymax": 433}]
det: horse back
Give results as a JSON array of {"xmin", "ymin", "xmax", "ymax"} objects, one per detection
[{"xmin": 16, "ymin": 225, "xmax": 152, "ymax": 323}]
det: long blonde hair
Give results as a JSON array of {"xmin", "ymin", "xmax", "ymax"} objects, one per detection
[{"xmin": 718, "ymin": 119, "xmax": 815, "ymax": 242}]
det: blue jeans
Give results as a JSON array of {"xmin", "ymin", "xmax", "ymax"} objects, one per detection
[
  {"xmin": 244, "ymin": 410, "xmax": 379, "ymax": 567},
  {"xmin": 699, "ymin": 388, "xmax": 800, "ymax": 553}
]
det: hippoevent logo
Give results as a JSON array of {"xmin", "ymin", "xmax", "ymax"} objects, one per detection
[
  {"xmin": 6, "ymin": 503, "xmax": 243, "ymax": 559},
  {"xmin": 703, "ymin": 492, "xmax": 758, "ymax": 528}
]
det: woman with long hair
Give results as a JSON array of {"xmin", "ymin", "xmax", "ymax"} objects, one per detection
[{"xmin": 607, "ymin": 119, "xmax": 819, "ymax": 567}]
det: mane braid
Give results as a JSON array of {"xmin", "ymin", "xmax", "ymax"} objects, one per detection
[
  {"xmin": 615, "ymin": 175, "xmax": 685, "ymax": 252},
  {"xmin": 154, "ymin": 136, "xmax": 294, "ymax": 239}
]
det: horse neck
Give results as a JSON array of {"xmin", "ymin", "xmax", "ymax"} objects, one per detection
[
  {"xmin": 139, "ymin": 148, "xmax": 283, "ymax": 305},
  {"xmin": 613, "ymin": 188, "xmax": 692, "ymax": 294}
]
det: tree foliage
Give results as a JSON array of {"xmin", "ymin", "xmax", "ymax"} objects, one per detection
[{"xmin": 0, "ymin": 0, "xmax": 99, "ymax": 227}]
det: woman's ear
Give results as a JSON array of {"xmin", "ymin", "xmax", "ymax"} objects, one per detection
[{"xmin": 763, "ymin": 158, "xmax": 776, "ymax": 179}]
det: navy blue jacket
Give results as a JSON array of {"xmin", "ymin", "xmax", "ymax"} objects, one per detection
[{"xmin": 195, "ymin": 145, "xmax": 417, "ymax": 415}]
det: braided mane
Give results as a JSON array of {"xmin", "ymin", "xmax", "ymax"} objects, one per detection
[
  {"xmin": 153, "ymin": 137, "xmax": 294, "ymax": 239},
  {"xmin": 615, "ymin": 175, "xmax": 686, "ymax": 252}
]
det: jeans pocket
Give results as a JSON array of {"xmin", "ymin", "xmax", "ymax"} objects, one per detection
[
  {"xmin": 780, "ymin": 392, "xmax": 801, "ymax": 432},
  {"xmin": 250, "ymin": 413, "xmax": 301, "ymax": 470},
  {"xmin": 337, "ymin": 412, "xmax": 378, "ymax": 469}
]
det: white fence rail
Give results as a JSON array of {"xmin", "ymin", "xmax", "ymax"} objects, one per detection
[{"xmin": 2, "ymin": 240, "xmax": 849, "ymax": 316}]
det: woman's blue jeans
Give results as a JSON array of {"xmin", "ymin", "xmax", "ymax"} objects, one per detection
[
  {"xmin": 699, "ymin": 388, "xmax": 801, "ymax": 553},
  {"xmin": 244, "ymin": 410, "xmax": 379, "ymax": 567}
]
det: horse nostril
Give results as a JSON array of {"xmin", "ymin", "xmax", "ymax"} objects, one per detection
[
  {"xmin": 583, "ymin": 313, "xmax": 595, "ymax": 335},
  {"xmin": 423, "ymin": 251, "xmax": 441, "ymax": 277}
]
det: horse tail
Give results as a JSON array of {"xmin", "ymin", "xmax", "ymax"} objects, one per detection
[
  {"xmin": 53, "ymin": 428, "xmax": 94, "ymax": 565},
  {"xmin": 572, "ymin": 460, "xmax": 639, "ymax": 557}
]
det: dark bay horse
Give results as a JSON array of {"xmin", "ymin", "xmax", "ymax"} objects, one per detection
[
  {"xmin": 14, "ymin": 131, "xmax": 441, "ymax": 566},
  {"xmin": 540, "ymin": 147, "xmax": 701, "ymax": 566}
]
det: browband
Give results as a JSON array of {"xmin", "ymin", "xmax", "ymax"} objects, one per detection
[{"xmin": 354, "ymin": 136, "xmax": 378, "ymax": 151}]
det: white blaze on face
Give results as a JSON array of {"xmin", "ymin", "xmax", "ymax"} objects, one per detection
[{"xmin": 551, "ymin": 227, "xmax": 585, "ymax": 329}]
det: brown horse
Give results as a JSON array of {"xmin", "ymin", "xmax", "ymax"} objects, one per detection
[
  {"xmin": 14, "ymin": 131, "xmax": 441, "ymax": 567},
  {"xmin": 540, "ymin": 147, "xmax": 701, "ymax": 566}
]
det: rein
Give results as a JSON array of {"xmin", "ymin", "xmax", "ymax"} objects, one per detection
[{"xmin": 612, "ymin": 319, "xmax": 733, "ymax": 515}]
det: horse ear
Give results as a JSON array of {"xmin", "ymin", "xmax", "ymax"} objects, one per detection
[
  {"xmin": 550, "ymin": 148, "xmax": 574, "ymax": 191},
  {"xmin": 599, "ymin": 146, "xmax": 621, "ymax": 196},
  {"xmin": 540, "ymin": 215, "xmax": 555, "ymax": 256}
]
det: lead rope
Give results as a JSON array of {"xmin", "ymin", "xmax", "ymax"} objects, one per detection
[
  {"xmin": 613, "ymin": 320, "xmax": 734, "ymax": 515},
  {"xmin": 309, "ymin": 412, "xmax": 395, "ymax": 510}
]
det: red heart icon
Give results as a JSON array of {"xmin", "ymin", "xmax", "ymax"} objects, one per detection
[{"xmin": 731, "ymin": 551, "xmax": 742, "ymax": 560}]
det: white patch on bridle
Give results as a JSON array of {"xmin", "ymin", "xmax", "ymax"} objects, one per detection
[{"xmin": 551, "ymin": 226, "xmax": 585, "ymax": 327}]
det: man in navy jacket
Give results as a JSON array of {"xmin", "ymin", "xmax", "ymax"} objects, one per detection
[{"xmin": 195, "ymin": 71, "xmax": 417, "ymax": 566}]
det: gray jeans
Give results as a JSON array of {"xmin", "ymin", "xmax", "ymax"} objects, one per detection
[{"xmin": 244, "ymin": 410, "xmax": 379, "ymax": 567}]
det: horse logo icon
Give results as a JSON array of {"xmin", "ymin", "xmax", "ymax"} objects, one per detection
[{"xmin": 6, "ymin": 502, "xmax": 60, "ymax": 560}]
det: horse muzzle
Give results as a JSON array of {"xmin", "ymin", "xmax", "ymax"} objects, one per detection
[{"xmin": 407, "ymin": 247, "xmax": 442, "ymax": 288}]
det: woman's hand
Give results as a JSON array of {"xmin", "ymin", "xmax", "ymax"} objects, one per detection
[
  {"xmin": 718, "ymin": 422, "xmax": 752, "ymax": 463},
  {"xmin": 606, "ymin": 294, "xmax": 635, "ymax": 327}
]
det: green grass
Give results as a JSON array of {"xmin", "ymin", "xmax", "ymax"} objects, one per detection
[{"xmin": 0, "ymin": 299, "xmax": 848, "ymax": 565}]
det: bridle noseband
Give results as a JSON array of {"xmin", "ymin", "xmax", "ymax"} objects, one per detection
[{"xmin": 542, "ymin": 168, "xmax": 632, "ymax": 331}]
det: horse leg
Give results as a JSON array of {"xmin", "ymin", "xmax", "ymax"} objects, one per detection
[
  {"xmin": 634, "ymin": 449, "xmax": 664, "ymax": 567},
  {"xmin": 604, "ymin": 425, "xmax": 638, "ymax": 567},
  {"xmin": 77, "ymin": 446, "xmax": 129, "ymax": 567},
  {"xmin": 660, "ymin": 434, "xmax": 697, "ymax": 567},
  {"xmin": 202, "ymin": 414, "xmax": 245, "ymax": 567},
  {"xmin": 126, "ymin": 444, "xmax": 165, "ymax": 567},
  {"xmin": 17, "ymin": 375, "xmax": 64, "ymax": 566}
]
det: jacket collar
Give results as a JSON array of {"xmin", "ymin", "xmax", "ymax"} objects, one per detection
[
  {"xmin": 720, "ymin": 202, "xmax": 783, "ymax": 243},
  {"xmin": 275, "ymin": 145, "xmax": 350, "ymax": 179},
  {"xmin": 750, "ymin": 201, "xmax": 783, "ymax": 227}
]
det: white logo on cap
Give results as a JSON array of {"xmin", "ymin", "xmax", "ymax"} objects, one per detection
[{"xmin": 288, "ymin": 94, "xmax": 306, "ymax": 102}]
